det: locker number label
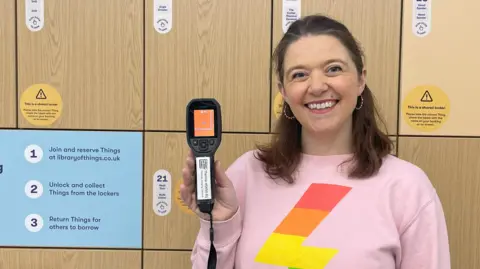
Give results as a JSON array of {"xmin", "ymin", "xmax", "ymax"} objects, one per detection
[
  {"xmin": 153, "ymin": 169, "xmax": 172, "ymax": 217},
  {"xmin": 26, "ymin": 0, "xmax": 44, "ymax": 32},
  {"xmin": 413, "ymin": 0, "xmax": 431, "ymax": 37},
  {"xmin": 283, "ymin": 0, "xmax": 301, "ymax": 33},
  {"xmin": 154, "ymin": 0, "xmax": 172, "ymax": 34}
]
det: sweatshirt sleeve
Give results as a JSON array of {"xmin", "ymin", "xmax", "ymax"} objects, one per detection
[
  {"xmin": 190, "ymin": 151, "xmax": 250, "ymax": 268},
  {"xmin": 399, "ymin": 191, "xmax": 451, "ymax": 269},
  {"xmin": 190, "ymin": 207, "xmax": 243, "ymax": 268}
]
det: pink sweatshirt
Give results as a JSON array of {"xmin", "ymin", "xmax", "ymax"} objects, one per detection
[{"xmin": 191, "ymin": 150, "xmax": 451, "ymax": 269}]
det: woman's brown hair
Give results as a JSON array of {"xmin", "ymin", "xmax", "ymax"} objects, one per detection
[{"xmin": 254, "ymin": 14, "xmax": 393, "ymax": 184}]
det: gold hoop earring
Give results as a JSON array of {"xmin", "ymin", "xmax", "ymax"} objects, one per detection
[
  {"xmin": 355, "ymin": 95, "xmax": 364, "ymax": 110},
  {"xmin": 283, "ymin": 104, "xmax": 295, "ymax": 119}
]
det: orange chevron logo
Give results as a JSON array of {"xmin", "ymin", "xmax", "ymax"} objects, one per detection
[{"xmin": 254, "ymin": 183, "xmax": 352, "ymax": 269}]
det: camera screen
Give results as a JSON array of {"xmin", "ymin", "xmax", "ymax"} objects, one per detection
[{"xmin": 193, "ymin": 109, "xmax": 215, "ymax": 137}]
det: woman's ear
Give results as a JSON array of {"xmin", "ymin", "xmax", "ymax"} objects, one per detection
[
  {"xmin": 358, "ymin": 68, "xmax": 367, "ymax": 95},
  {"xmin": 278, "ymin": 82, "xmax": 288, "ymax": 102}
]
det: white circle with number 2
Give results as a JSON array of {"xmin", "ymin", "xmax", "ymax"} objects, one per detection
[
  {"xmin": 25, "ymin": 180, "xmax": 43, "ymax": 199},
  {"xmin": 24, "ymin": 144, "xmax": 43, "ymax": 163},
  {"xmin": 25, "ymin": 214, "xmax": 44, "ymax": 232}
]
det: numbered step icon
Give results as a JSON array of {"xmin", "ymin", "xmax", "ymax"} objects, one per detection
[
  {"xmin": 24, "ymin": 144, "xmax": 43, "ymax": 164},
  {"xmin": 25, "ymin": 180, "xmax": 43, "ymax": 199},
  {"xmin": 25, "ymin": 214, "xmax": 44, "ymax": 233}
]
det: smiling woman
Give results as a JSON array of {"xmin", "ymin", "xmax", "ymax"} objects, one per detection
[
  {"xmin": 186, "ymin": 14, "xmax": 450, "ymax": 269},
  {"xmin": 256, "ymin": 15, "xmax": 392, "ymax": 183}
]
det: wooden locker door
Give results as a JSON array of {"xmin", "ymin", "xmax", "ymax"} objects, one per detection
[
  {"xmin": 145, "ymin": 0, "xmax": 272, "ymax": 133},
  {"xmin": 400, "ymin": 0, "xmax": 480, "ymax": 136},
  {"xmin": 143, "ymin": 132, "xmax": 271, "ymax": 249},
  {"xmin": 398, "ymin": 137, "xmax": 480, "ymax": 268},
  {"xmin": 144, "ymin": 251, "xmax": 192, "ymax": 269},
  {"xmin": 0, "ymin": 249, "xmax": 141, "ymax": 269},
  {"xmin": 390, "ymin": 136, "xmax": 398, "ymax": 156},
  {"xmin": 0, "ymin": 0, "xmax": 16, "ymax": 128},
  {"xmin": 270, "ymin": 0, "xmax": 401, "ymax": 135},
  {"xmin": 16, "ymin": 0, "xmax": 143, "ymax": 130}
]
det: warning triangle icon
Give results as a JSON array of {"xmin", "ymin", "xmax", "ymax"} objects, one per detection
[
  {"xmin": 36, "ymin": 89, "xmax": 47, "ymax": 99},
  {"xmin": 420, "ymin": 90, "xmax": 433, "ymax": 102}
]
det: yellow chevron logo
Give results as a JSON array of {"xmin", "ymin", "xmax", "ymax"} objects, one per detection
[{"xmin": 254, "ymin": 183, "xmax": 352, "ymax": 269}]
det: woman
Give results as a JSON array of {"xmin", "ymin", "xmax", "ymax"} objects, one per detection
[{"xmin": 181, "ymin": 14, "xmax": 450, "ymax": 269}]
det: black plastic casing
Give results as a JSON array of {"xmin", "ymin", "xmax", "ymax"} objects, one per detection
[{"xmin": 186, "ymin": 98, "xmax": 222, "ymax": 213}]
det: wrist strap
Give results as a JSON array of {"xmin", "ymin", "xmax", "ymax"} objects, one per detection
[{"xmin": 207, "ymin": 211, "xmax": 217, "ymax": 269}]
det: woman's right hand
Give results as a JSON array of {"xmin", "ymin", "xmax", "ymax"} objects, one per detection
[{"xmin": 180, "ymin": 149, "xmax": 239, "ymax": 222}]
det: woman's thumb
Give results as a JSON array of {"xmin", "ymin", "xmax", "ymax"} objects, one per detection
[{"xmin": 214, "ymin": 160, "xmax": 230, "ymax": 187}]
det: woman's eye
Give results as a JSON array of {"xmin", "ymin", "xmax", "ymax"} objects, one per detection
[
  {"xmin": 292, "ymin": 72, "xmax": 306, "ymax": 79},
  {"xmin": 328, "ymin": 66, "xmax": 342, "ymax": 73}
]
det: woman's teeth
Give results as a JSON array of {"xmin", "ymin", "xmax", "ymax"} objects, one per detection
[{"xmin": 307, "ymin": 101, "xmax": 337, "ymax": 110}]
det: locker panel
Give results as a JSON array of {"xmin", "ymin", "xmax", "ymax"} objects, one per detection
[
  {"xmin": 144, "ymin": 250, "xmax": 191, "ymax": 269},
  {"xmin": 0, "ymin": 0, "xmax": 16, "ymax": 128},
  {"xmin": 145, "ymin": 0, "xmax": 271, "ymax": 132},
  {"xmin": 390, "ymin": 136, "xmax": 397, "ymax": 156},
  {"xmin": 16, "ymin": 0, "xmax": 143, "ymax": 130},
  {"xmin": 0, "ymin": 249, "xmax": 141, "ymax": 269},
  {"xmin": 271, "ymin": 0, "xmax": 401, "ymax": 135},
  {"xmin": 397, "ymin": 137, "xmax": 480, "ymax": 268},
  {"xmin": 143, "ymin": 132, "xmax": 271, "ymax": 249},
  {"xmin": 400, "ymin": 0, "xmax": 479, "ymax": 135}
]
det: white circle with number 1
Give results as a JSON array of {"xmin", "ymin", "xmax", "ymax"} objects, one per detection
[
  {"xmin": 25, "ymin": 214, "xmax": 44, "ymax": 232},
  {"xmin": 24, "ymin": 145, "xmax": 43, "ymax": 163},
  {"xmin": 25, "ymin": 180, "xmax": 43, "ymax": 199}
]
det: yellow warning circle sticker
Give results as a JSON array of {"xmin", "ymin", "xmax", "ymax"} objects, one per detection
[
  {"xmin": 174, "ymin": 179, "xmax": 195, "ymax": 215},
  {"xmin": 402, "ymin": 85, "xmax": 450, "ymax": 132},
  {"xmin": 273, "ymin": 92, "xmax": 284, "ymax": 119},
  {"xmin": 20, "ymin": 84, "xmax": 63, "ymax": 126}
]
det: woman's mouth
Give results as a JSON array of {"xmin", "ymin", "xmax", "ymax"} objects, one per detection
[{"xmin": 305, "ymin": 100, "xmax": 338, "ymax": 114}]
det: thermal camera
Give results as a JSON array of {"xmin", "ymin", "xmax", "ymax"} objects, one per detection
[{"xmin": 186, "ymin": 98, "xmax": 222, "ymax": 214}]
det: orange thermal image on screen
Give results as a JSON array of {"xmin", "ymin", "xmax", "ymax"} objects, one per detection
[{"xmin": 194, "ymin": 109, "xmax": 214, "ymax": 137}]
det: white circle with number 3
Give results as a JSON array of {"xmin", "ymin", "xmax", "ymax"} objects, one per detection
[
  {"xmin": 25, "ymin": 180, "xmax": 43, "ymax": 199},
  {"xmin": 24, "ymin": 144, "xmax": 43, "ymax": 163},
  {"xmin": 25, "ymin": 214, "xmax": 44, "ymax": 232}
]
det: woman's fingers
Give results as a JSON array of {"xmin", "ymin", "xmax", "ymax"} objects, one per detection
[
  {"xmin": 181, "ymin": 149, "xmax": 207, "ymax": 216},
  {"xmin": 182, "ymin": 167, "xmax": 192, "ymax": 186},
  {"xmin": 187, "ymin": 150, "xmax": 195, "ymax": 171},
  {"xmin": 189, "ymin": 192, "xmax": 198, "ymax": 212},
  {"xmin": 179, "ymin": 183, "xmax": 190, "ymax": 205},
  {"xmin": 182, "ymin": 156, "xmax": 195, "ymax": 185},
  {"xmin": 181, "ymin": 151, "xmax": 198, "ymax": 212},
  {"xmin": 180, "ymin": 182, "xmax": 195, "ymax": 209}
]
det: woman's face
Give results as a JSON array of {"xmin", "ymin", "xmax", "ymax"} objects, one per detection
[{"xmin": 279, "ymin": 34, "xmax": 366, "ymax": 136}]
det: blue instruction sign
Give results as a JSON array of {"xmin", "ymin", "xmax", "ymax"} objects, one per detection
[{"xmin": 0, "ymin": 130, "xmax": 143, "ymax": 248}]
